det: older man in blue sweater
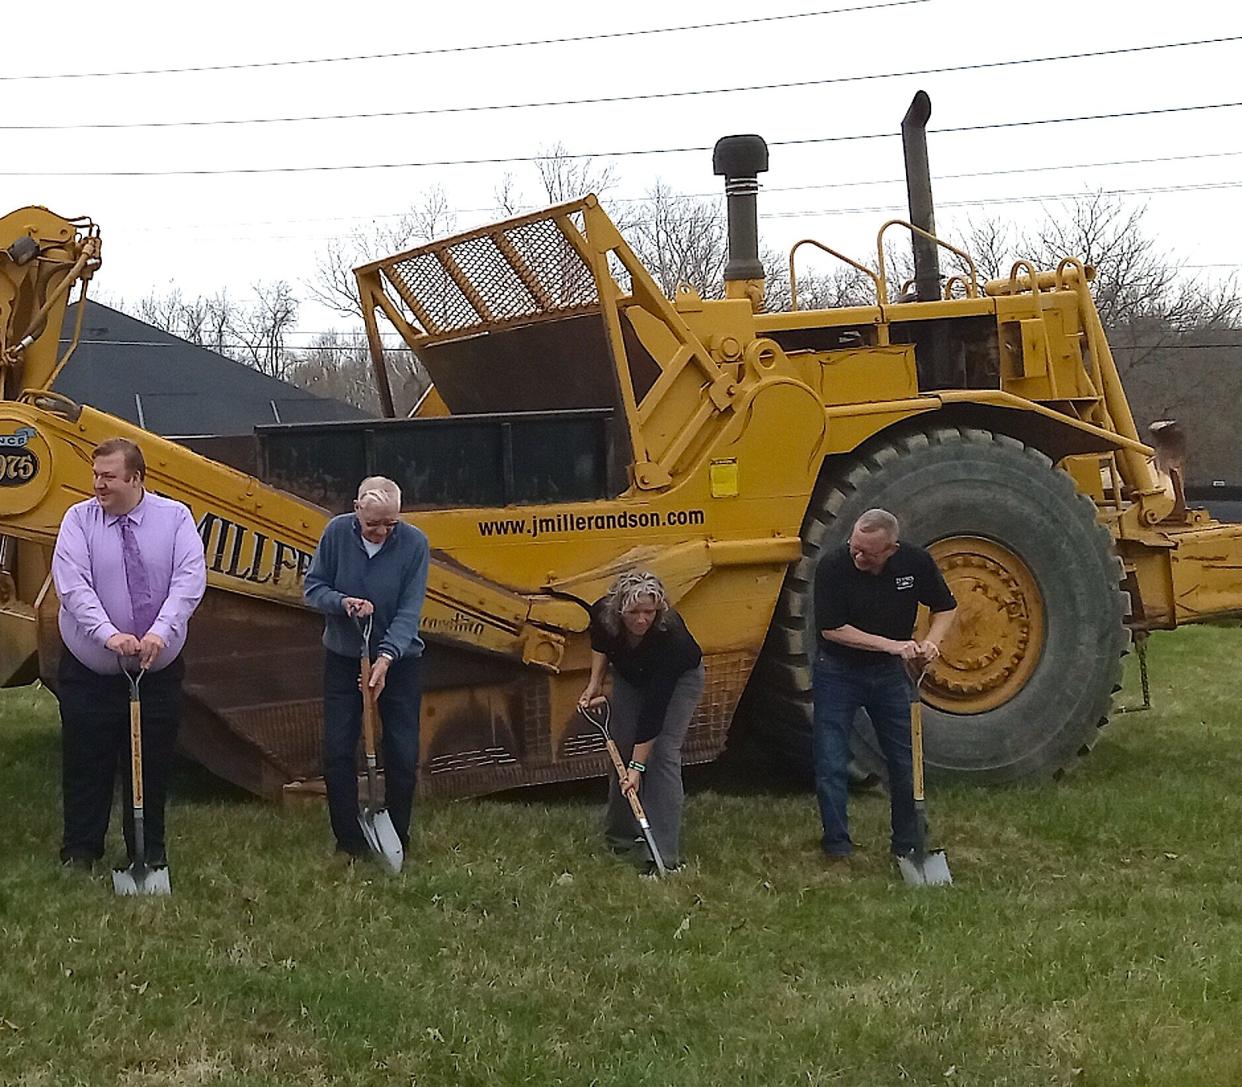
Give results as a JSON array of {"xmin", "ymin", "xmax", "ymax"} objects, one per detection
[{"xmin": 304, "ymin": 476, "xmax": 429, "ymax": 860}]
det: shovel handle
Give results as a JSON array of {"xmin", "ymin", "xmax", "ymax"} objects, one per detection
[
  {"xmin": 585, "ymin": 706, "xmax": 652, "ymax": 828},
  {"xmin": 129, "ymin": 693, "xmax": 144, "ymax": 809},
  {"xmin": 911, "ymin": 699, "xmax": 925, "ymax": 803},
  {"xmin": 604, "ymin": 736, "xmax": 653, "ymax": 826},
  {"xmin": 581, "ymin": 703, "xmax": 665, "ymax": 874},
  {"xmin": 359, "ymin": 654, "xmax": 379, "ymax": 761},
  {"xmin": 606, "ymin": 736, "xmax": 665, "ymax": 873}
]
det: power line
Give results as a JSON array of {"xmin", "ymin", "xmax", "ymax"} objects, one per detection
[
  {"xmin": 6, "ymin": 100, "xmax": 1240, "ymax": 177},
  {"xmin": 124, "ymin": 148, "xmax": 1242, "ymax": 235},
  {"xmin": 765, "ymin": 178, "xmax": 1242, "ymax": 219},
  {"xmin": 100, "ymin": 178, "xmax": 1242, "ymax": 249},
  {"xmin": 769, "ymin": 149, "xmax": 1242, "ymax": 198},
  {"xmin": 9, "ymin": 35, "xmax": 1237, "ymax": 131},
  {"xmin": 1, "ymin": 1, "xmax": 925, "ymax": 82},
  {"xmin": 104, "ymin": 178, "xmax": 1242, "ymax": 249},
  {"xmin": 787, "ymin": 100, "xmax": 1242, "ymax": 145}
]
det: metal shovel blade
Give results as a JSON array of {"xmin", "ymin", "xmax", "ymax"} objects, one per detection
[
  {"xmin": 897, "ymin": 849, "xmax": 952, "ymax": 888},
  {"xmin": 112, "ymin": 863, "xmax": 172, "ymax": 897},
  {"xmin": 635, "ymin": 824, "xmax": 668, "ymax": 878},
  {"xmin": 360, "ymin": 808, "xmax": 404, "ymax": 874}
]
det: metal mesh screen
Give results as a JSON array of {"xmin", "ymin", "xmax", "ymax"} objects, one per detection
[{"xmin": 381, "ymin": 209, "xmax": 600, "ymax": 337}]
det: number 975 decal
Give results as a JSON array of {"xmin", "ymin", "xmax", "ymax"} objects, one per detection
[
  {"xmin": 0, "ymin": 428, "xmax": 39, "ymax": 486},
  {"xmin": 0, "ymin": 451, "xmax": 37, "ymax": 485}
]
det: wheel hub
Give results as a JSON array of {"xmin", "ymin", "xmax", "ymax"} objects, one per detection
[{"xmin": 918, "ymin": 536, "xmax": 1045, "ymax": 714}]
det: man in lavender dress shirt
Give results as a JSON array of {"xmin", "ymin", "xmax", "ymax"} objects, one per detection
[{"xmin": 51, "ymin": 437, "xmax": 206, "ymax": 870}]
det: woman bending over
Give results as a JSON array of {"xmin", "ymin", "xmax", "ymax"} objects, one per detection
[{"xmin": 579, "ymin": 570, "xmax": 704, "ymax": 871}]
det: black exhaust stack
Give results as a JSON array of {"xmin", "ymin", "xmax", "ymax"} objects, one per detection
[
  {"xmin": 901, "ymin": 91, "xmax": 940, "ymax": 302},
  {"xmin": 713, "ymin": 135, "xmax": 769, "ymax": 296}
]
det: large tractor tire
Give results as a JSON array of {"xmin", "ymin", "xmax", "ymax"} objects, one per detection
[{"xmin": 744, "ymin": 425, "xmax": 1128, "ymax": 784}]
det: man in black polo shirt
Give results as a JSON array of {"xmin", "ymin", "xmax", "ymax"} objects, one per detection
[{"xmin": 812, "ymin": 508, "xmax": 957, "ymax": 861}]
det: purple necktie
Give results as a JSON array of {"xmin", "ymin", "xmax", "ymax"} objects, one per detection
[{"xmin": 119, "ymin": 515, "xmax": 160, "ymax": 637}]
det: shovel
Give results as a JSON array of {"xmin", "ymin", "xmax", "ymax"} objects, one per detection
[
  {"xmin": 354, "ymin": 613, "xmax": 404, "ymax": 874},
  {"xmin": 112, "ymin": 665, "xmax": 171, "ymax": 897},
  {"xmin": 896, "ymin": 664, "xmax": 952, "ymax": 888},
  {"xmin": 578, "ymin": 698, "xmax": 667, "ymax": 877}
]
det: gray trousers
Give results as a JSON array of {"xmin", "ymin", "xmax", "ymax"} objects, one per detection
[{"xmin": 603, "ymin": 663, "xmax": 705, "ymax": 867}]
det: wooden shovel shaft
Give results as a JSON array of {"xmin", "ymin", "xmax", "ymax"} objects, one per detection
[
  {"xmin": 604, "ymin": 736, "xmax": 652, "ymax": 827},
  {"xmin": 911, "ymin": 700, "xmax": 925, "ymax": 803},
  {"xmin": 129, "ymin": 696, "xmax": 144, "ymax": 809},
  {"xmin": 359, "ymin": 654, "xmax": 379, "ymax": 762}
]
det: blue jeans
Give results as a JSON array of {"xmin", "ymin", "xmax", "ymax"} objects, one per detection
[
  {"xmin": 812, "ymin": 652, "xmax": 916, "ymax": 856},
  {"xmin": 323, "ymin": 650, "xmax": 422, "ymax": 853}
]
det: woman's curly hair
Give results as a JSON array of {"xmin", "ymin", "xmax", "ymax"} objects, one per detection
[{"xmin": 597, "ymin": 569, "xmax": 671, "ymax": 637}]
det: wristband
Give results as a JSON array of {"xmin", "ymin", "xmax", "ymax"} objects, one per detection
[{"xmin": 628, "ymin": 760, "xmax": 646, "ymax": 773}]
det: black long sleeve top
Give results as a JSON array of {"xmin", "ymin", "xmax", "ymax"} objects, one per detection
[{"xmin": 589, "ymin": 601, "xmax": 702, "ymax": 744}]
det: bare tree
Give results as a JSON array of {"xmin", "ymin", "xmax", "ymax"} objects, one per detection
[
  {"xmin": 231, "ymin": 281, "xmax": 299, "ymax": 382},
  {"xmin": 387, "ymin": 348, "xmax": 433, "ymax": 416},
  {"xmin": 310, "ymin": 151, "xmax": 628, "ymax": 331},
  {"xmin": 172, "ymin": 290, "xmax": 234, "ymax": 354},
  {"xmin": 764, "ymin": 234, "xmax": 916, "ymax": 312},
  {"xmin": 286, "ymin": 330, "xmax": 430, "ymax": 416},
  {"xmin": 121, "ymin": 285, "xmax": 246, "ymax": 359},
  {"xmin": 490, "ymin": 144, "xmax": 628, "ymax": 223},
  {"xmin": 493, "ymin": 172, "xmax": 522, "ymax": 217},
  {"xmin": 133, "ymin": 286, "xmax": 188, "ymax": 333},
  {"xmin": 948, "ymin": 193, "xmax": 1242, "ymax": 482},
  {"xmin": 1027, "ymin": 194, "xmax": 1181, "ymax": 334},
  {"xmin": 961, "ymin": 215, "xmax": 1018, "ymax": 282},
  {"xmin": 307, "ymin": 186, "xmax": 458, "ymax": 321},
  {"xmin": 766, "ymin": 259, "xmax": 880, "ymax": 312},
  {"xmin": 624, "ymin": 182, "xmax": 727, "ymax": 299},
  {"xmin": 286, "ymin": 330, "xmax": 379, "ymax": 412},
  {"xmin": 406, "ymin": 185, "xmax": 458, "ymax": 244},
  {"xmin": 951, "ymin": 193, "xmax": 1242, "ymax": 377},
  {"xmin": 535, "ymin": 142, "xmax": 619, "ymax": 206},
  {"xmin": 201, "ymin": 291, "xmax": 234, "ymax": 356}
]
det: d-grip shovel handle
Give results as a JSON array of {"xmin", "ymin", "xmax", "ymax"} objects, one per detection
[
  {"xmin": 579, "ymin": 700, "xmax": 653, "ymax": 827},
  {"xmin": 578, "ymin": 699, "xmax": 666, "ymax": 875}
]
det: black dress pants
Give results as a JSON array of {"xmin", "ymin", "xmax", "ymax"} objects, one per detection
[
  {"xmin": 58, "ymin": 648, "xmax": 184, "ymax": 864},
  {"xmin": 323, "ymin": 649, "xmax": 422, "ymax": 853}
]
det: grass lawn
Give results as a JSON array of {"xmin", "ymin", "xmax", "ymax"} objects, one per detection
[{"xmin": 2, "ymin": 626, "xmax": 1241, "ymax": 1086}]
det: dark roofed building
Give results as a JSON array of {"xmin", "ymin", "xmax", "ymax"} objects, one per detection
[{"xmin": 56, "ymin": 300, "xmax": 370, "ymax": 436}]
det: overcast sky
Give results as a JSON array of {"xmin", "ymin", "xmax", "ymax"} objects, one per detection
[{"xmin": 5, "ymin": 0, "xmax": 1239, "ymax": 342}]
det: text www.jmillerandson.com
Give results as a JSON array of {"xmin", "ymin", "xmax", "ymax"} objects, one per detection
[{"xmin": 477, "ymin": 509, "xmax": 706, "ymax": 538}]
